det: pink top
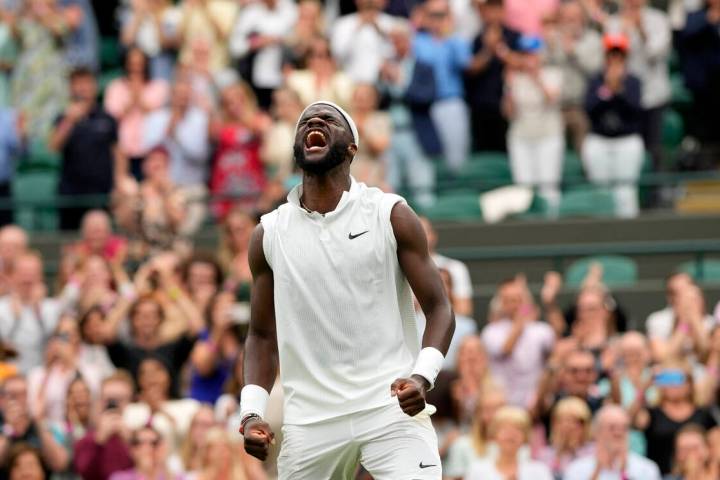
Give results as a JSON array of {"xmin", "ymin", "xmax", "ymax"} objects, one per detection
[
  {"xmin": 504, "ymin": 0, "xmax": 559, "ymax": 35},
  {"xmin": 104, "ymin": 78, "xmax": 170, "ymax": 157}
]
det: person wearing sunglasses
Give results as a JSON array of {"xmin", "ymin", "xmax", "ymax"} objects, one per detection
[{"xmin": 109, "ymin": 426, "xmax": 185, "ymax": 480}]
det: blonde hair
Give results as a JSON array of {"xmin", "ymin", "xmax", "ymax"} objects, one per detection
[
  {"xmin": 551, "ymin": 396, "xmax": 592, "ymax": 444},
  {"xmin": 470, "ymin": 387, "xmax": 506, "ymax": 456},
  {"xmin": 489, "ymin": 406, "xmax": 532, "ymax": 442},
  {"xmin": 199, "ymin": 427, "xmax": 248, "ymax": 480}
]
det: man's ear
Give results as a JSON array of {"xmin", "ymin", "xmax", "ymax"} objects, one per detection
[{"xmin": 348, "ymin": 143, "xmax": 358, "ymax": 157}]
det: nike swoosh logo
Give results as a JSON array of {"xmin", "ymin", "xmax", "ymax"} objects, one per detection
[
  {"xmin": 348, "ymin": 230, "xmax": 369, "ymax": 240},
  {"xmin": 419, "ymin": 462, "xmax": 437, "ymax": 469}
]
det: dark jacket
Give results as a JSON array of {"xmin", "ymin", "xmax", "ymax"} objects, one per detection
[
  {"xmin": 404, "ymin": 59, "xmax": 443, "ymax": 156},
  {"xmin": 585, "ymin": 73, "xmax": 643, "ymax": 138}
]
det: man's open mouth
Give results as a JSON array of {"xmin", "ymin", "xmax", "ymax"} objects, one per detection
[{"xmin": 305, "ymin": 130, "xmax": 328, "ymax": 152}]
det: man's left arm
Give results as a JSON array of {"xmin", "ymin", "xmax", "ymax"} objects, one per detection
[{"xmin": 390, "ymin": 202, "xmax": 455, "ymax": 416}]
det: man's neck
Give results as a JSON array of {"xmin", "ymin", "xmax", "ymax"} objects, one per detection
[{"xmin": 300, "ymin": 168, "xmax": 351, "ymax": 214}]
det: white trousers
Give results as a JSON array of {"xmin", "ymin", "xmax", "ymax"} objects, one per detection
[
  {"xmin": 581, "ymin": 133, "xmax": 645, "ymax": 218},
  {"xmin": 277, "ymin": 402, "xmax": 441, "ymax": 480},
  {"xmin": 508, "ymin": 133, "xmax": 565, "ymax": 213},
  {"xmin": 430, "ymin": 98, "xmax": 470, "ymax": 173}
]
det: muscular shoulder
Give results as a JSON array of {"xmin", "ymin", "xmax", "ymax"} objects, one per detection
[
  {"xmin": 389, "ymin": 201, "xmax": 426, "ymax": 252},
  {"xmin": 248, "ymin": 224, "xmax": 270, "ymax": 275}
]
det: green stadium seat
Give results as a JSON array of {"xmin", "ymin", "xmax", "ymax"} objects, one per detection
[
  {"xmin": 421, "ymin": 190, "xmax": 482, "ymax": 221},
  {"xmin": 671, "ymin": 72, "xmax": 693, "ymax": 107},
  {"xmin": 12, "ymin": 171, "xmax": 58, "ymax": 231},
  {"xmin": 563, "ymin": 150, "xmax": 586, "ymax": 186},
  {"xmin": 565, "ymin": 255, "xmax": 638, "ymax": 288},
  {"xmin": 100, "ymin": 37, "xmax": 122, "ymax": 71},
  {"xmin": 662, "ymin": 109, "xmax": 684, "ymax": 151},
  {"xmin": 437, "ymin": 152, "xmax": 512, "ymax": 191},
  {"xmin": 20, "ymin": 139, "xmax": 60, "ymax": 171},
  {"xmin": 678, "ymin": 259, "xmax": 720, "ymax": 282},
  {"xmin": 558, "ymin": 186, "xmax": 615, "ymax": 218}
]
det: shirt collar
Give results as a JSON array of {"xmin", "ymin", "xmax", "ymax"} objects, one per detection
[{"xmin": 287, "ymin": 176, "xmax": 360, "ymax": 217}]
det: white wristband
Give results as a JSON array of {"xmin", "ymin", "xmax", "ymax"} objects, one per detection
[
  {"xmin": 239, "ymin": 384, "xmax": 270, "ymax": 420},
  {"xmin": 410, "ymin": 347, "xmax": 445, "ymax": 390}
]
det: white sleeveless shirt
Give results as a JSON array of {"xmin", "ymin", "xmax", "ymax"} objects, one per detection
[{"xmin": 261, "ymin": 178, "xmax": 419, "ymax": 425}]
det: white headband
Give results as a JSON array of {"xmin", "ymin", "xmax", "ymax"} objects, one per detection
[{"xmin": 296, "ymin": 101, "xmax": 359, "ymax": 147}]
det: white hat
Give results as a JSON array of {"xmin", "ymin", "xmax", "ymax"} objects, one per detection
[{"xmin": 296, "ymin": 101, "xmax": 359, "ymax": 147}]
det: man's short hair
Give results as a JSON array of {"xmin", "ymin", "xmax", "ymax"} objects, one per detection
[{"xmin": 70, "ymin": 67, "xmax": 96, "ymax": 81}]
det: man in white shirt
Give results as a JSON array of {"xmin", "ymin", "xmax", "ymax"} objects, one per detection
[
  {"xmin": 240, "ymin": 101, "xmax": 455, "ymax": 479},
  {"xmin": 0, "ymin": 252, "xmax": 61, "ymax": 373},
  {"xmin": 331, "ymin": 0, "xmax": 398, "ymax": 83},
  {"xmin": 564, "ymin": 405, "xmax": 661, "ymax": 480}
]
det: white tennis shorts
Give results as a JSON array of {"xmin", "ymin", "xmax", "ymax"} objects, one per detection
[{"xmin": 277, "ymin": 402, "xmax": 441, "ymax": 480}]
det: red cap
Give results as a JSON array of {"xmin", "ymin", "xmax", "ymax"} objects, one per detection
[{"xmin": 603, "ymin": 33, "xmax": 629, "ymax": 53}]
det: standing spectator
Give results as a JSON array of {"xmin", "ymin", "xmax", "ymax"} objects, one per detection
[
  {"xmin": 380, "ymin": 22, "xmax": 440, "ymax": 209},
  {"xmin": 0, "ymin": 252, "xmax": 61, "ymax": 373},
  {"xmin": 229, "ymin": 0, "xmax": 297, "ymax": 109},
  {"xmin": 49, "ymin": 68, "xmax": 118, "ymax": 231},
  {"xmin": 666, "ymin": 424, "xmax": 716, "ymax": 480},
  {"xmin": 564, "ymin": 405, "xmax": 662, "ymax": 480},
  {"xmin": 544, "ymin": 0, "xmax": 603, "ymax": 153},
  {"xmin": 120, "ymin": 0, "xmax": 182, "ymax": 81},
  {"xmin": 504, "ymin": 35, "xmax": 565, "ymax": 214},
  {"xmin": 605, "ymin": 0, "xmax": 671, "ymax": 170},
  {"xmin": 285, "ymin": 36, "xmax": 355, "ymax": 110},
  {"xmin": 0, "ymin": 108, "xmax": 24, "ymax": 226},
  {"xmin": 108, "ymin": 426, "xmax": 183, "ymax": 480},
  {"xmin": 414, "ymin": 0, "xmax": 471, "ymax": 173},
  {"xmin": 330, "ymin": 0, "xmax": 397, "ymax": 84},
  {"xmin": 177, "ymin": 0, "xmax": 238, "ymax": 74},
  {"xmin": 282, "ymin": 0, "xmax": 326, "ymax": 69},
  {"xmin": 104, "ymin": 47, "xmax": 170, "ymax": 179},
  {"xmin": 481, "ymin": 278, "xmax": 555, "ymax": 408},
  {"xmin": 143, "ymin": 77, "xmax": 210, "ymax": 193},
  {"xmin": 504, "ymin": 0, "xmax": 558, "ymax": 35},
  {"xmin": 0, "ymin": 225, "xmax": 28, "ymax": 297},
  {"xmin": 59, "ymin": 0, "xmax": 99, "ymax": 70},
  {"xmin": 10, "ymin": 0, "xmax": 69, "ymax": 140},
  {"xmin": 260, "ymin": 88, "xmax": 303, "ymax": 183},
  {"xmin": 348, "ymin": 84, "xmax": 391, "ymax": 189},
  {"xmin": 465, "ymin": 0, "xmax": 520, "ymax": 153},
  {"xmin": 208, "ymin": 82, "xmax": 269, "ymax": 219},
  {"xmin": 582, "ymin": 33, "xmax": 645, "ymax": 218}
]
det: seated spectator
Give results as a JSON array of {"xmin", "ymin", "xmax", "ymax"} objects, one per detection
[
  {"xmin": 109, "ymin": 425, "xmax": 184, "ymax": 480},
  {"xmin": 0, "ymin": 252, "xmax": 62, "ymax": 373},
  {"xmin": 348, "ymin": 84, "xmax": 391, "ymax": 189},
  {"xmin": 450, "ymin": 335, "xmax": 496, "ymax": 424},
  {"xmin": 282, "ymin": 0, "xmax": 325, "ymax": 69},
  {"xmin": 582, "ymin": 34, "xmax": 644, "ymax": 218},
  {"xmin": 604, "ymin": 0, "xmax": 671, "ymax": 170},
  {"xmin": 465, "ymin": 0, "xmax": 520, "ymax": 153},
  {"xmin": 466, "ymin": 406, "xmax": 553, "ymax": 480},
  {"xmin": 286, "ymin": 36, "xmax": 354, "ymax": 112},
  {"xmin": 414, "ymin": 0, "xmax": 472, "ymax": 173},
  {"xmin": 177, "ymin": 405, "xmax": 216, "ymax": 474},
  {"xmin": 0, "ymin": 108, "xmax": 25, "ymax": 225},
  {"xmin": 65, "ymin": 210, "xmax": 128, "ymax": 265},
  {"xmin": 482, "ymin": 277, "xmax": 555, "ymax": 408},
  {"xmin": 504, "ymin": 35, "xmax": 565, "ymax": 215},
  {"xmin": 6, "ymin": 444, "xmax": 46, "ymax": 480},
  {"xmin": 50, "ymin": 67, "xmax": 118, "ymax": 231},
  {"xmin": 10, "ymin": 0, "xmax": 69, "ymax": 140},
  {"xmin": 120, "ymin": 0, "xmax": 181, "ymax": 81},
  {"xmin": 229, "ymin": 0, "xmax": 297, "ymax": 109},
  {"xmin": 504, "ymin": 0, "xmax": 558, "ymax": 35},
  {"xmin": 544, "ymin": 0, "xmax": 603, "ymax": 153},
  {"xmin": 0, "ymin": 225, "xmax": 29, "ymax": 297},
  {"xmin": 73, "ymin": 371, "xmax": 135, "ymax": 480},
  {"xmin": 260, "ymin": 87, "xmax": 303, "ymax": 183},
  {"xmin": 181, "ymin": 252, "xmax": 223, "ymax": 315},
  {"xmin": 535, "ymin": 396, "xmax": 594, "ymax": 478},
  {"xmin": 632, "ymin": 363, "xmax": 717, "ymax": 474},
  {"xmin": 208, "ymin": 82, "xmax": 269, "ymax": 219},
  {"xmin": 665, "ymin": 424, "xmax": 715, "ymax": 480},
  {"xmin": 380, "ymin": 21, "xmax": 439, "ymax": 209},
  {"xmin": 564, "ymin": 405, "xmax": 661, "ymax": 480},
  {"xmin": 105, "ymin": 47, "xmax": 170, "ymax": 179},
  {"xmin": 192, "ymin": 427, "xmax": 255, "ymax": 479},
  {"xmin": 330, "ymin": 0, "xmax": 398, "ymax": 84},
  {"xmin": 217, "ymin": 208, "xmax": 256, "ymax": 300},
  {"xmin": 59, "ymin": 0, "xmax": 99, "ymax": 71},
  {"xmin": 45, "ymin": 377, "xmax": 93, "ymax": 476},
  {"xmin": 177, "ymin": 0, "xmax": 238, "ymax": 74}
]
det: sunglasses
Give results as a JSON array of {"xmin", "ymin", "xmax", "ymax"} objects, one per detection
[{"xmin": 428, "ymin": 10, "xmax": 448, "ymax": 17}]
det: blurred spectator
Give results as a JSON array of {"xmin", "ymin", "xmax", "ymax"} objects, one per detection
[
  {"xmin": 504, "ymin": 35, "xmax": 564, "ymax": 214},
  {"xmin": 260, "ymin": 88, "xmax": 303, "ymax": 183},
  {"xmin": 330, "ymin": 0, "xmax": 397, "ymax": 84},
  {"xmin": 143, "ymin": 77, "xmax": 210, "ymax": 192},
  {"xmin": 504, "ymin": 0, "xmax": 558, "ymax": 35},
  {"xmin": 59, "ymin": 253, "xmax": 128, "ymax": 316},
  {"xmin": 27, "ymin": 316, "xmax": 103, "ymax": 423},
  {"xmin": 120, "ymin": 0, "xmax": 182, "ymax": 81},
  {"xmin": 380, "ymin": 21, "xmax": 439, "ymax": 209},
  {"xmin": 78, "ymin": 306, "xmax": 117, "ymax": 378},
  {"xmin": 177, "ymin": 0, "xmax": 238, "ymax": 74},
  {"xmin": 544, "ymin": 0, "xmax": 603, "ymax": 153},
  {"xmin": 175, "ymin": 39, "xmax": 219, "ymax": 115},
  {"xmin": 0, "ymin": 225, "xmax": 28, "ymax": 297},
  {"xmin": 208, "ymin": 82, "xmax": 269, "ymax": 219},
  {"xmin": 50, "ymin": 68, "xmax": 118, "ymax": 231},
  {"xmin": 180, "ymin": 252, "xmax": 223, "ymax": 314},
  {"xmin": 665, "ymin": 424, "xmax": 716, "ymax": 480},
  {"xmin": 286, "ymin": 36, "xmax": 355, "ymax": 110},
  {"xmin": 535, "ymin": 396, "xmax": 594, "ymax": 478},
  {"xmin": 646, "ymin": 272, "xmax": 695, "ymax": 343},
  {"xmin": 59, "ymin": 0, "xmax": 99, "ymax": 71},
  {"xmin": 217, "ymin": 208, "xmax": 256, "ymax": 299},
  {"xmin": 561, "ymin": 286, "xmax": 617, "ymax": 367},
  {"xmin": 564, "ymin": 405, "xmax": 662, "ymax": 480},
  {"xmin": 10, "ymin": 0, "xmax": 69, "ymax": 140},
  {"xmin": 482, "ymin": 277, "xmax": 555, "ymax": 408},
  {"xmin": 0, "ymin": 252, "xmax": 61, "ymax": 373},
  {"xmin": 465, "ymin": 0, "xmax": 519, "ymax": 152},
  {"xmin": 415, "ymin": 0, "xmax": 471, "ymax": 173},
  {"xmin": 348, "ymin": 84, "xmax": 391, "ymax": 189},
  {"xmin": 178, "ymin": 405, "xmax": 215, "ymax": 473},
  {"xmin": 676, "ymin": 0, "xmax": 720, "ymax": 158},
  {"xmin": 191, "ymin": 427, "xmax": 254, "ymax": 479},
  {"xmin": 0, "ymin": 5, "xmax": 18, "ymax": 107},
  {"xmin": 0, "ymin": 108, "xmax": 24, "ymax": 226},
  {"xmin": 438, "ymin": 269, "xmax": 477, "ymax": 371},
  {"xmin": 582, "ymin": 34, "xmax": 644, "ymax": 218},
  {"xmin": 605, "ymin": 0, "xmax": 671, "ymax": 169},
  {"xmin": 465, "ymin": 406, "xmax": 553, "ymax": 480},
  {"xmin": 105, "ymin": 47, "xmax": 170, "ymax": 179},
  {"xmin": 450, "ymin": 336, "xmax": 497, "ymax": 425},
  {"xmin": 109, "ymin": 425, "xmax": 183, "ymax": 480},
  {"xmin": 6, "ymin": 444, "xmax": 45, "ymax": 480},
  {"xmin": 73, "ymin": 371, "xmax": 135, "ymax": 480},
  {"xmin": 229, "ymin": 0, "xmax": 297, "ymax": 109},
  {"xmin": 282, "ymin": 0, "xmax": 326, "ymax": 69},
  {"xmin": 65, "ymin": 210, "xmax": 128, "ymax": 265}
]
